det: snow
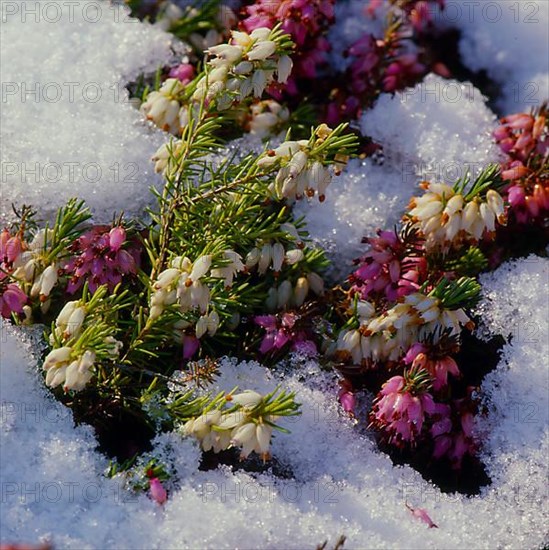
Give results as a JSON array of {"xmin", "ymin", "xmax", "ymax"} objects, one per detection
[
  {"xmin": 361, "ymin": 75, "xmax": 504, "ymax": 184},
  {"xmin": 296, "ymin": 159, "xmax": 411, "ymax": 279},
  {"xmin": 437, "ymin": 0, "xmax": 549, "ymax": 114},
  {"xmin": 1, "ymin": 1, "xmax": 548, "ymax": 548},
  {"xmin": 2, "ymin": 301, "xmax": 548, "ymax": 548},
  {"xmin": 0, "ymin": 0, "xmax": 174, "ymax": 224}
]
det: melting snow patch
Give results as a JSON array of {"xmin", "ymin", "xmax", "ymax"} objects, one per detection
[
  {"xmin": 0, "ymin": 0, "xmax": 174, "ymax": 223},
  {"xmin": 361, "ymin": 75, "xmax": 504, "ymax": 185},
  {"xmin": 1, "ymin": 311, "xmax": 548, "ymax": 549}
]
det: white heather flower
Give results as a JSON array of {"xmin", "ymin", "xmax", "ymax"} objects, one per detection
[
  {"xmin": 43, "ymin": 347, "xmax": 95, "ymax": 392},
  {"xmin": 195, "ymin": 315, "xmax": 209, "ymax": 339},
  {"xmin": 208, "ymin": 44, "xmax": 243, "ymax": 63},
  {"xmin": 196, "ymin": 310, "xmax": 220, "ymax": 339},
  {"xmin": 63, "ymin": 351, "xmax": 96, "ymax": 392},
  {"xmin": 258, "ymin": 244, "xmax": 272, "ymax": 274},
  {"xmin": 247, "ymin": 40, "xmax": 276, "ymax": 61},
  {"xmin": 245, "ymin": 247, "xmax": 261, "ymax": 268},
  {"xmin": 408, "ymin": 182, "xmax": 506, "ymax": 250},
  {"xmin": 271, "ymin": 243, "xmax": 285, "ymax": 273},
  {"xmin": 140, "ymin": 79, "xmax": 185, "ymax": 135},
  {"xmin": 293, "ymin": 277, "xmax": 309, "ymax": 307},
  {"xmin": 30, "ymin": 264, "xmax": 58, "ymax": 299},
  {"xmin": 53, "ymin": 302, "xmax": 86, "ymax": 341},
  {"xmin": 249, "ymin": 27, "xmax": 271, "ymax": 42},
  {"xmin": 231, "ymin": 390, "xmax": 263, "ymax": 409},
  {"xmin": 234, "ymin": 61, "xmax": 254, "ymax": 75},
  {"xmin": 307, "ymin": 272, "xmax": 324, "ymax": 295},
  {"xmin": 190, "ymin": 255, "xmax": 212, "ymax": 281},
  {"xmin": 251, "ymin": 70, "xmax": 267, "ymax": 97},
  {"xmin": 231, "ymin": 422, "xmax": 257, "ymax": 457},
  {"xmin": 183, "ymin": 410, "xmax": 227, "ymax": 452},
  {"xmin": 210, "ymin": 250, "xmax": 245, "ymax": 287},
  {"xmin": 249, "ymin": 100, "xmax": 289, "ymax": 138},
  {"xmin": 277, "ymin": 55, "xmax": 293, "ymax": 83},
  {"xmin": 486, "ymin": 189, "xmax": 505, "ymax": 220},
  {"xmin": 285, "ymin": 249, "xmax": 304, "ymax": 265},
  {"xmin": 337, "ymin": 329, "xmax": 362, "ymax": 364},
  {"xmin": 277, "ymin": 280, "xmax": 293, "ymax": 309},
  {"xmin": 231, "ymin": 420, "xmax": 274, "ymax": 459}
]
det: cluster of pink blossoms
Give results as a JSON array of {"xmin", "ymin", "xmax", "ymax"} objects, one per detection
[
  {"xmin": 62, "ymin": 226, "xmax": 140, "ymax": 294},
  {"xmin": 326, "ymin": 0, "xmax": 448, "ymax": 124},
  {"xmin": 349, "ymin": 228, "xmax": 427, "ymax": 303},
  {"xmin": 168, "ymin": 62, "xmax": 195, "ymax": 85},
  {"xmin": 241, "ymin": 0, "xmax": 335, "ymax": 96},
  {"xmin": 255, "ymin": 312, "xmax": 317, "ymax": 356},
  {"xmin": 429, "ymin": 398, "xmax": 476, "ymax": 469},
  {"xmin": 0, "ymin": 229, "xmax": 26, "ymax": 318},
  {"xmin": 369, "ymin": 344, "xmax": 476, "ymax": 467},
  {"xmin": 370, "ymin": 370, "xmax": 437, "ymax": 447},
  {"xmin": 494, "ymin": 107, "xmax": 549, "ymax": 224}
]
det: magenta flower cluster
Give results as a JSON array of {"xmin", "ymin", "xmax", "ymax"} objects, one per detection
[
  {"xmin": 494, "ymin": 109, "xmax": 549, "ymax": 224},
  {"xmin": 349, "ymin": 229, "xmax": 427, "ymax": 303},
  {"xmin": 242, "ymin": 0, "xmax": 335, "ymax": 96},
  {"xmin": 255, "ymin": 312, "xmax": 317, "ymax": 356},
  {"xmin": 62, "ymin": 226, "xmax": 140, "ymax": 294},
  {"xmin": 0, "ymin": 229, "xmax": 26, "ymax": 318}
]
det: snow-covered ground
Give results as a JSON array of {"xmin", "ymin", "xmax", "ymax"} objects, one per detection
[
  {"xmin": 1, "ymin": 255, "xmax": 548, "ymax": 549},
  {"xmin": 1, "ymin": 1, "xmax": 548, "ymax": 548}
]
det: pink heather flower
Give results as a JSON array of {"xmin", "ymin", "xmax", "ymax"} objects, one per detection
[
  {"xmin": 350, "ymin": 228, "xmax": 427, "ymax": 303},
  {"xmin": 406, "ymin": 504, "xmax": 438, "ymax": 528},
  {"xmin": 430, "ymin": 401, "xmax": 477, "ymax": 469},
  {"xmin": 241, "ymin": 0, "xmax": 335, "ymax": 93},
  {"xmin": 62, "ymin": 225, "xmax": 140, "ymax": 294},
  {"xmin": 338, "ymin": 379, "xmax": 356, "ymax": 416},
  {"xmin": 406, "ymin": 345, "xmax": 460, "ymax": 391},
  {"xmin": 0, "ymin": 278, "xmax": 27, "ymax": 318},
  {"xmin": 382, "ymin": 53, "xmax": 425, "ymax": 93},
  {"xmin": 0, "ymin": 229, "xmax": 23, "ymax": 269},
  {"xmin": 168, "ymin": 63, "xmax": 195, "ymax": 85},
  {"xmin": 182, "ymin": 334, "xmax": 200, "ymax": 359},
  {"xmin": 506, "ymin": 181, "xmax": 549, "ymax": 223},
  {"xmin": 370, "ymin": 373, "xmax": 436, "ymax": 447},
  {"xmin": 255, "ymin": 312, "xmax": 315, "ymax": 355},
  {"xmin": 149, "ymin": 477, "xmax": 167, "ymax": 505},
  {"xmin": 495, "ymin": 111, "xmax": 548, "ymax": 164}
]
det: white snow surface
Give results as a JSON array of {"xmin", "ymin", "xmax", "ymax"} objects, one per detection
[
  {"xmin": 437, "ymin": 0, "xmax": 549, "ymax": 114},
  {"xmin": 0, "ymin": 0, "xmax": 174, "ymax": 223},
  {"xmin": 296, "ymin": 158, "xmax": 411, "ymax": 280},
  {"xmin": 2, "ymin": 254, "xmax": 549, "ymax": 550},
  {"xmin": 361, "ymin": 75, "xmax": 504, "ymax": 184},
  {"xmin": 1, "ymin": 2, "xmax": 548, "ymax": 548}
]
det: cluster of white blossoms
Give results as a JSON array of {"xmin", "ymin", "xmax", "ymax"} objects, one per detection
[
  {"xmin": 51, "ymin": 300, "xmax": 86, "ymax": 342},
  {"xmin": 150, "ymin": 251, "xmax": 245, "ymax": 337},
  {"xmin": 265, "ymin": 272, "xmax": 325, "ymax": 311},
  {"xmin": 407, "ymin": 182, "xmax": 506, "ymax": 251},
  {"xmin": 193, "ymin": 27, "xmax": 293, "ymax": 110},
  {"xmin": 12, "ymin": 229, "xmax": 58, "ymax": 303},
  {"xmin": 43, "ymin": 347, "xmax": 97, "ymax": 392},
  {"xmin": 337, "ymin": 294, "xmax": 472, "ymax": 364},
  {"xmin": 245, "ymin": 241, "xmax": 303, "ymax": 274},
  {"xmin": 183, "ymin": 390, "xmax": 277, "ymax": 459},
  {"xmin": 248, "ymin": 99, "xmax": 290, "ymax": 138},
  {"xmin": 140, "ymin": 78, "xmax": 187, "ymax": 135},
  {"xmin": 43, "ymin": 300, "xmax": 123, "ymax": 391},
  {"xmin": 258, "ymin": 129, "xmax": 337, "ymax": 202}
]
